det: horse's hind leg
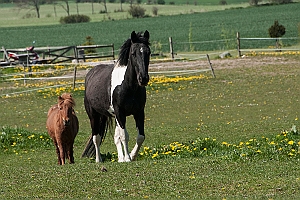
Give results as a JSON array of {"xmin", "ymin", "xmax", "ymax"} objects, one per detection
[
  {"xmin": 91, "ymin": 115, "xmax": 107, "ymax": 163},
  {"xmin": 93, "ymin": 134, "xmax": 102, "ymax": 162},
  {"xmin": 130, "ymin": 112, "xmax": 145, "ymax": 161}
]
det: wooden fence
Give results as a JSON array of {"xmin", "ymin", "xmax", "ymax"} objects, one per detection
[
  {"xmin": 236, "ymin": 32, "xmax": 300, "ymax": 56},
  {"xmin": 167, "ymin": 33, "xmax": 300, "ymax": 60},
  {"xmin": 0, "ymin": 44, "xmax": 115, "ymax": 66}
]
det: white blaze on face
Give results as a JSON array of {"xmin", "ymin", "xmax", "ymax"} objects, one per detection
[{"xmin": 108, "ymin": 62, "xmax": 127, "ymax": 115}]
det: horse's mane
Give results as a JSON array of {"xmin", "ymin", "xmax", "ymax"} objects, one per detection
[
  {"xmin": 58, "ymin": 93, "xmax": 75, "ymax": 108},
  {"xmin": 118, "ymin": 31, "xmax": 150, "ymax": 66}
]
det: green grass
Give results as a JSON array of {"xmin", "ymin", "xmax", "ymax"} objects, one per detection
[
  {"xmin": 0, "ymin": 3, "xmax": 299, "ymax": 53},
  {"xmin": 0, "ymin": 2, "xmax": 250, "ymax": 28},
  {"xmin": 1, "ymin": 55, "xmax": 300, "ymax": 198}
]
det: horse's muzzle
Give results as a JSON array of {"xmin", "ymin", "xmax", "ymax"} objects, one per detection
[{"xmin": 138, "ymin": 74, "xmax": 149, "ymax": 86}]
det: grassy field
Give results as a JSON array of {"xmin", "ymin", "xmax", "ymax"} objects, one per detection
[
  {"xmin": 0, "ymin": 2, "xmax": 250, "ymax": 28},
  {"xmin": 0, "ymin": 2, "xmax": 299, "ymax": 53},
  {"xmin": 1, "ymin": 55, "xmax": 300, "ymax": 198}
]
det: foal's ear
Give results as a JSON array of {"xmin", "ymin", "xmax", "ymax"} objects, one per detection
[
  {"xmin": 144, "ymin": 30, "xmax": 150, "ymax": 40},
  {"xmin": 58, "ymin": 95, "xmax": 63, "ymax": 104}
]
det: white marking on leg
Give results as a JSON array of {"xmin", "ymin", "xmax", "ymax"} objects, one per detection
[
  {"xmin": 121, "ymin": 128, "xmax": 131, "ymax": 162},
  {"xmin": 130, "ymin": 133, "xmax": 145, "ymax": 161},
  {"xmin": 114, "ymin": 126, "xmax": 124, "ymax": 162},
  {"xmin": 108, "ymin": 62, "xmax": 127, "ymax": 114},
  {"xmin": 114, "ymin": 124, "xmax": 131, "ymax": 162},
  {"xmin": 93, "ymin": 135, "xmax": 102, "ymax": 163}
]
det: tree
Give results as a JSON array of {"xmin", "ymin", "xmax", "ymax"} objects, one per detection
[
  {"xmin": 59, "ymin": 0, "xmax": 70, "ymax": 16},
  {"xmin": 269, "ymin": 0, "xmax": 292, "ymax": 4},
  {"xmin": 268, "ymin": 20, "xmax": 286, "ymax": 48},
  {"xmin": 99, "ymin": 0, "xmax": 108, "ymax": 13},
  {"xmin": 15, "ymin": 0, "xmax": 41, "ymax": 18},
  {"xmin": 120, "ymin": 0, "xmax": 126, "ymax": 11},
  {"xmin": 128, "ymin": 5, "xmax": 146, "ymax": 18},
  {"xmin": 249, "ymin": 0, "xmax": 259, "ymax": 5}
]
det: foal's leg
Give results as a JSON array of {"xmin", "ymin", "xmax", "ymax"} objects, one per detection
[
  {"xmin": 54, "ymin": 141, "xmax": 62, "ymax": 165},
  {"xmin": 130, "ymin": 112, "xmax": 145, "ymax": 161},
  {"xmin": 58, "ymin": 142, "xmax": 66, "ymax": 165},
  {"xmin": 67, "ymin": 142, "xmax": 75, "ymax": 164}
]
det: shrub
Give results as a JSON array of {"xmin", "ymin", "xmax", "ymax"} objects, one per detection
[
  {"xmin": 59, "ymin": 14, "xmax": 91, "ymax": 24},
  {"xmin": 268, "ymin": 20, "xmax": 286, "ymax": 38},
  {"xmin": 152, "ymin": 6, "xmax": 158, "ymax": 16},
  {"xmin": 269, "ymin": 0, "xmax": 292, "ymax": 3},
  {"xmin": 128, "ymin": 5, "xmax": 146, "ymax": 18},
  {"xmin": 157, "ymin": 0, "xmax": 165, "ymax": 4},
  {"xmin": 249, "ymin": 0, "xmax": 259, "ymax": 5},
  {"xmin": 219, "ymin": 0, "xmax": 227, "ymax": 5},
  {"xmin": 268, "ymin": 20, "xmax": 286, "ymax": 48}
]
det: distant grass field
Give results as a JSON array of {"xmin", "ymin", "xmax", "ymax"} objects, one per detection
[
  {"xmin": 1, "ymin": 55, "xmax": 300, "ymax": 198},
  {"xmin": 0, "ymin": 2, "xmax": 299, "ymax": 54},
  {"xmin": 0, "ymin": 2, "xmax": 250, "ymax": 28}
]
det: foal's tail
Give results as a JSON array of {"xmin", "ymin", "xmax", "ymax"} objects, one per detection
[{"xmin": 81, "ymin": 116, "xmax": 113, "ymax": 158}]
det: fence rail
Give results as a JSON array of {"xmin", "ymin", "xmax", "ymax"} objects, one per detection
[
  {"xmin": 0, "ymin": 54, "xmax": 216, "ymax": 97},
  {"xmin": 0, "ymin": 44, "xmax": 115, "ymax": 66},
  {"xmin": 162, "ymin": 34, "xmax": 300, "ymax": 60}
]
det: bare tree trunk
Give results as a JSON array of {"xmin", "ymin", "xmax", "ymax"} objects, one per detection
[
  {"xmin": 53, "ymin": 3, "xmax": 57, "ymax": 17},
  {"xmin": 92, "ymin": 1, "xmax": 95, "ymax": 14},
  {"xmin": 33, "ymin": 0, "xmax": 40, "ymax": 18},
  {"xmin": 15, "ymin": 0, "xmax": 41, "ymax": 18},
  {"xmin": 60, "ymin": 0, "xmax": 70, "ymax": 16},
  {"xmin": 76, "ymin": 2, "xmax": 79, "ymax": 14},
  {"xmin": 103, "ymin": 0, "xmax": 107, "ymax": 13}
]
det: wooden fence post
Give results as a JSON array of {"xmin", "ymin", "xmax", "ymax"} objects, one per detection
[
  {"xmin": 169, "ymin": 37, "xmax": 174, "ymax": 60},
  {"xmin": 112, "ymin": 44, "xmax": 115, "ymax": 60},
  {"xmin": 73, "ymin": 46, "xmax": 78, "ymax": 90},
  {"xmin": 73, "ymin": 64, "xmax": 77, "ymax": 90},
  {"xmin": 206, "ymin": 54, "xmax": 216, "ymax": 78},
  {"xmin": 237, "ymin": 32, "xmax": 241, "ymax": 57}
]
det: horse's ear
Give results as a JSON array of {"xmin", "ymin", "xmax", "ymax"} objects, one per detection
[
  {"xmin": 144, "ymin": 30, "xmax": 150, "ymax": 40},
  {"xmin": 131, "ymin": 31, "xmax": 138, "ymax": 43}
]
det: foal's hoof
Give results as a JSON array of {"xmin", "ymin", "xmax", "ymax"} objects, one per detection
[{"xmin": 101, "ymin": 166, "xmax": 108, "ymax": 172}]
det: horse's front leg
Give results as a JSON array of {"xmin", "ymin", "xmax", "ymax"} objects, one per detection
[
  {"xmin": 57, "ymin": 142, "xmax": 66, "ymax": 165},
  {"xmin": 54, "ymin": 141, "xmax": 62, "ymax": 165},
  {"xmin": 130, "ymin": 112, "xmax": 145, "ymax": 161},
  {"xmin": 114, "ymin": 111, "xmax": 131, "ymax": 162},
  {"xmin": 114, "ymin": 125, "xmax": 131, "ymax": 162}
]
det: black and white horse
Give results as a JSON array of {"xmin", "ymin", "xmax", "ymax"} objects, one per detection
[{"xmin": 83, "ymin": 30, "xmax": 151, "ymax": 162}]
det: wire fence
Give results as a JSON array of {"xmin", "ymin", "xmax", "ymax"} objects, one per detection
[
  {"xmin": 1, "ymin": 35, "xmax": 299, "ymax": 97},
  {"xmin": 0, "ymin": 57, "xmax": 215, "ymax": 98}
]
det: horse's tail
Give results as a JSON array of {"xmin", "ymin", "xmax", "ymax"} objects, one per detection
[{"xmin": 81, "ymin": 116, "xmax": 113, "ymax": 158}]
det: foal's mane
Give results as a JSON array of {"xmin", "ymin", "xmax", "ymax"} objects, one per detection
[
  {"xmin": 118, "ymin": 31, "xmax": 150, "ymax": 66},
  {"xmin": 58, "ymin": 93, "xmax": 75, "ymax": 108}
]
